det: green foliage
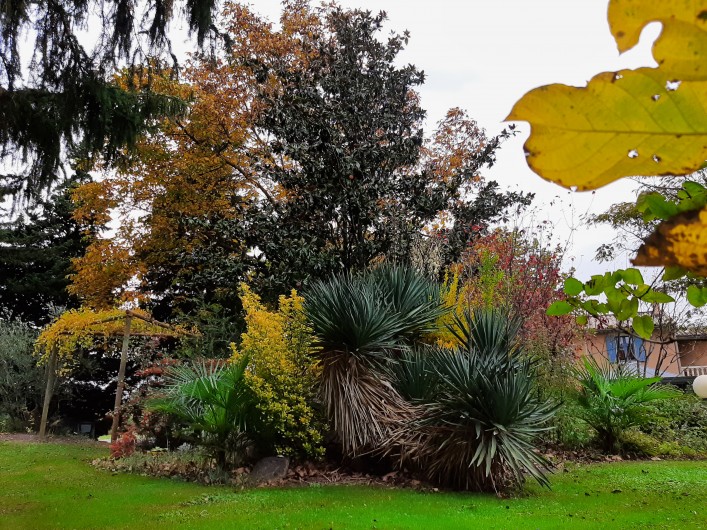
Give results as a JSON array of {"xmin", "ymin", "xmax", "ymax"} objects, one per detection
[
  {"xmin": 147, "ymin": 357, "xmax": 253, "ymax": 469},
  {"xmin": 231, "ymin": 286, "xmax": 324, "ymax": 459},
  {"xmin": 305, "ymin": 265, "xmax": 445, "ymax": 362},
  {"xmin": 408, "ymin": 310, "xmax": 557, "ymax": 491},
  {"xmin": 550, "ymin": 267, "xmax": 676, "ymax": 339},
  {"xmin": 572, "ymin": 357, "xmax": 681, "ymax": 452},
  {"xmin": 245, "ymin": 6, "xmax": 530, "ymax": 294},
  {"xmin": 0, "ymin": 174, "xmax": 89, "ymax": 325},
  {"xmin": 638, "ymin": 391, "xmax": 707, "ymax": 456},
  {"xmin": 619, "ymin": 429, "xmax": 698, "ymax": 458},
  {"xmin": 0, "ymin": 318, "xmax": 43, "ymax": 431},
  {"xmin": 547, "ymin": 400, "xmax": 595, "ymax": 450},
  {"xmin": 0, "ymin": 1, "xmax": 219, "ymax": 200}
]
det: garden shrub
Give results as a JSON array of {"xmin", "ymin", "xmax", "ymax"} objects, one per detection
[
  {"xmin": 619, "ymin": 429, "xmax": 697, "ymax": 458},
  {"xmin": 639, "ymin": 391, "xmax": 707, "ymax": 456},
  {"xmin": 392, "ymin": 310, "xmax": 558, "ymax": 491},
  {"xmin": 547, "ymin": 399, "xmax": 595, "ymax": 450},
  {"xmin": 110, "ymin": 425, "xmax": 138, "ymax": 458},
  {"xmin": 231, "ymin": 285, "xmax": 324, "ymax": 459},
  {"xmin": 0, "ymin": 318, "xmax": 43, "ymax": 431},
  {"xmin": 572, "ymin": 358, "xmax": 681, "ymax": 453},
  {"xmin": 147, "ymin": 356, "xmax": 253, "ymax": 469}
]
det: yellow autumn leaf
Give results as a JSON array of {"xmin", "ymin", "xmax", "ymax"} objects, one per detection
[
  {"xmin": 608, "ymin": 0, "xmax": 707, "ymax": 79},
  {"xmin": 633, "ymin": 205, "xmax": 707, "ymax": 275},
  {"xmin": 509, "ymin": 68, "xmax": 707, "ymax": 190},
  {"xmin": 507, "ymin": 0, "xmax": 707, "ymax": 191}
]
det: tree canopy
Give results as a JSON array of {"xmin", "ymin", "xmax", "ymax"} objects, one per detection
[
  {"xmin": 69, "ymin": 2, "xmax": 530, "ymax": 318},
  {"xmin": 0, "ymin": 0, "xmax": 221, "ymax": 201},
  {"xmin": 0, "ymin": 173, "xmax": 90, "ymax": 325}
]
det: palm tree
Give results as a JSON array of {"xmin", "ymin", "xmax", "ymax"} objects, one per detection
[
  {"xmin": 573, "ymin": 357, "xmax": 680, "ymax": 452},
  {"xmin": 393, "ymin": 310, "xmax": 558, "ymax": 491},
  {"xmin": 148, "ymin": 356, "xmax": 253, "ymax": 469},
  {"xmin": 304, "ymin": 265, "xmax": 445, "ymax": 457}
]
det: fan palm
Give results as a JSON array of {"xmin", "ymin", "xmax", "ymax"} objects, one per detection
[
  {"xmin": 573, "ymin": 357, "xmax": 681, "ymax": 452},
  {"xmin": 148, "ymin": 356, "xmax": 253, "ymax": 469}
]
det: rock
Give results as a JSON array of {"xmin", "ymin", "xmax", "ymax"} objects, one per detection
[{"xmin": 249, "ymin": 456, "xmax": 290, "ymax": 485}]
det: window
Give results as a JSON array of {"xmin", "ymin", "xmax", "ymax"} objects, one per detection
[{"xmin": 605, "ymin": 334, "xmax": 647, "ymax": 363}]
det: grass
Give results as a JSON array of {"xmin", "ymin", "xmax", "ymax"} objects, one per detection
[{"xmin": 0, "ymin": 441, "xmax": 706, "ymax": 529}]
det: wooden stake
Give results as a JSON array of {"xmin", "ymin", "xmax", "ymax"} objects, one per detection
[
  {"xmin": 110, "ymin": 315, "xmax": 132, "ymax": 442},
  {"xmin": 39, "ymin": 347, "xmax": 58, "ymax": 438}
]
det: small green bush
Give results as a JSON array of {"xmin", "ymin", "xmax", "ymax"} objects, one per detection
[
  {"xmin": 571, "ymin": 358, "xmax": 681, "ymax": 452},
  {"xmin": 639, "ymin": 391, "xmax": 707, "ymax": 456},
  {"xmin": 0, "ymin": 318, "xmax": 43, "ymax": 431},
  {"xmin": 548, "ymin": 400, "xmax": 595, "ymax": 449}
]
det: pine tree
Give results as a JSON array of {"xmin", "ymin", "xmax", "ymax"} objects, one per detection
[
  {"xmin": 0, "ymin": 0, "xmax": 220, "ymax": 201},
  {"xmin": 0, "ymin": 173, "xmax": 90, "ymax": 325}
]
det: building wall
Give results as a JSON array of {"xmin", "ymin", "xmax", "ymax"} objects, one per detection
[
  {"xmin": 573, "ymin": 331, "xmax": 682, "ymax": 377},
  {"xmin": 675, "ymin": 340, "xmax": 707, "ymax": 369}
]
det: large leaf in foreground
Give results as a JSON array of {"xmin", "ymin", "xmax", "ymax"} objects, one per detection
[
  {"xmin": 507, "ymin": 0, "xmax": 707, "ymax": 190},
  {"xmin": 507, "ymin": 67, "xmax": 707, "ymax": 190}
]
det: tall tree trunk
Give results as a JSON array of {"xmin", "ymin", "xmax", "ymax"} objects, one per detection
[
  {"xmin": 110, "ymin": 315, "xmax": 133, "ymax": 442},
  {"xmin": 39, "ymin": 347, "xmax": 58, "ymax": 438}
]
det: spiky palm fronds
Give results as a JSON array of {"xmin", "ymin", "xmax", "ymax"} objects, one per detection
[
  {"xmin": 400, "ymin": 310, "xmax": 557, "ymax": 491},
  {"xmin": 148, "ymin": 356, "xmax": 253, "ymax": 468},
  {"xmin": 421, "ymin": 346, "xmax": 557, "ymax": 490},
  {"xmin": 447, "ymin": 307, "xmax": 521, "ymax": 356},
  {"xmin": 304, "ymin": 265, "xmax": 444, "ymax": 456},
  {"xmin": 573, "ymin": 356, "xmax": 681, "ymax": 452}
]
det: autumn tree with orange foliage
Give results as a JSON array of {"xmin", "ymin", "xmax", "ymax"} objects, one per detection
[{"xmin": 70, "ymin": 1, "xmax": 530, "ymax": 324}]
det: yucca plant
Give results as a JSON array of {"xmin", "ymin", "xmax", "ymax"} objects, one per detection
[
  {"xmin": 408, "ymin": 310, "xmax": 557, "ymax": 491},
  {"xmin": 148, "ymin": 356, "xmax": 253, "ymax": 469},
  {"xmin": 572, "ymin": 357, "xmax": 681, "ymax": 452},
  {"xmin": 304, "ymin": 265, "xmax": 445, "ymax": 456}
]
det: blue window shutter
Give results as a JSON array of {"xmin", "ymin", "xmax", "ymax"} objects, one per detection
[
  {"xmin": 634, "ymin": 337, "xmax": 647, "ymax": 361},
  {"xmin": 605, "ymin": 335, "xmax": 618, "ymax": 363}
]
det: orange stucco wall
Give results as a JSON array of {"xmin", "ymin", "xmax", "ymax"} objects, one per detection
[
  {"xmin": 675, "ymin": 340, "xmax": 707, "ymax": 369},
  {"xmin": 573, "ymin": 332, "xmax": 682, "ymax": 377}
]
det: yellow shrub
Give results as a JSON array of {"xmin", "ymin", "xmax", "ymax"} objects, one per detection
[{"xmin": 231, "ymin": 285, "xmax": 324, "ymax": 459}]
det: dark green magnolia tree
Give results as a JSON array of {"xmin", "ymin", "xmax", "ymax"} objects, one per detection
[
  {"xmin": 0, "ymin": 173, "xmax": 89, "ymax": 325},
  {"xmin": 248, "ymin": 6, "xmax": 531, "ymax": 295},
  {"xmin": 0, "ymin": 0, "xmax": 220, "ymax": 201}
]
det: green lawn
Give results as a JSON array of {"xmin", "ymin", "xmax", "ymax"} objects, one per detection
[{"xmin": 1, "ymin": 441, "xmax": 705, "ymax": 529}]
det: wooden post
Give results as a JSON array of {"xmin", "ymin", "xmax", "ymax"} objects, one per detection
[
  {"xmin": 110, "ymin": 315, "xmax": 132, "ymax": 442},
  {"xmin": 39, "ymin": 347, "xmax": 58, "ymax": 439}
]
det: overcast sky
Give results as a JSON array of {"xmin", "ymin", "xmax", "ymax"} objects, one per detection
[{"xmin": 237, "ymin": 0, "xmax": 661, "ymax": 278}]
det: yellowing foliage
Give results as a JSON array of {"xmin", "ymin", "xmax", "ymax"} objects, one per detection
[
  {"xmin": 35, "ymin": 308, "xmax": 190, "ymax": 369},
  {"xmin": 633, "ymin": 205, "xmax": 707, "ymax": 275},
  {"xmin": 509, "ymin": 0, "xmax": 707, "ymax": 275},
  {"xmin": 230, "ymin": 285, "xmax": 324, "ymax": 458},
  {"xmin": 508, "ymin": 0, "xmax": 707, "ymax": 190}
]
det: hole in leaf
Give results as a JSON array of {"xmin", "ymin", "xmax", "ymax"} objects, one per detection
[
  {"xmin": 613, "ymin": 73, "xmax": 624, "ymax": 82},
  {"xmin": 653, "ymin": 154, "xmax": 661, "ymax": 163},
  {"xmin": 570, "ymin": 186, "xmax": 578, "ymax": 192},
  {"xmin": 651, "ymin": 94, "xmax": 660, "ymax": 101},
  {"xmin": 628, "ymin": 149, "xmax": 639, "ymax": 159},
  {"xmin": 666, "ymin": 80, "xmax": 681, "ymax": 91}
]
